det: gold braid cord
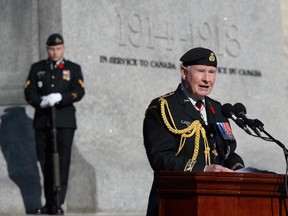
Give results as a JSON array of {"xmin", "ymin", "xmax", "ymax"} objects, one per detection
[{"xmin": 160, "ymin": 97, "xmax": 211, "ymax": 165}]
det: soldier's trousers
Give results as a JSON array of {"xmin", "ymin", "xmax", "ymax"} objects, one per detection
[{"xmin": 35, "ymin": 128, "xmax": 75, "ymax": 207}]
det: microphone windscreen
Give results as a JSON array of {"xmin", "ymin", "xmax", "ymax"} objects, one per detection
[
  {"xmin": 233, "ymin": 103, "xmax": 247, "ymax": 115},
  {"xmin": 221, "ymin": 103, "xmax": 234, "ymax": 118}
]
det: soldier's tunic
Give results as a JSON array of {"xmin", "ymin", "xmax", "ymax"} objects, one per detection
[
  {"xmin": 24, "ymin": 58, "xmax": 85, "ymax": 207},
  {"xmin": 143, "ymin": 84, "xmax": 244, "ymax": 216}
]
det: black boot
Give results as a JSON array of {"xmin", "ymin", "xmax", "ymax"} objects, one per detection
[
  {"xmin": 35, "ymin": 205, "xmax": 50, "ymax": 215},
  {"xmin": 50, "ymin": 205, "xmax": 64, "ymax": 215}
]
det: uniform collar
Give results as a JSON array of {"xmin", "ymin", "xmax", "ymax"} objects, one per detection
[
  {"xmin": 47, "ymin": 57, "xmax": 65, "ymax": 70},
  {"xmin": 180, "ymin": 82, "xmax": 205, "ymax": 107}
]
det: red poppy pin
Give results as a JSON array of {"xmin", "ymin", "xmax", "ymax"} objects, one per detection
[
  {"xmin": 209, "ymin": 104, "xmax": 215, "ymax": 115},
  {"xmin": 57, "ymin": 62, "xmax": 64, "ymax": 69}
]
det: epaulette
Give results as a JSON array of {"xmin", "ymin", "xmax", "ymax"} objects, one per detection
[
  {"xmin": 207, "ymin": 96, "xmax": 221, "ymax": 105},
  {"xmin": 147, "ymin": 91, "xmax": 176, "ymax": 111},
  {"xmin": 146, "ymin": 91, "xmax": 175, "ymax": 110},
  {"xmin": 158, "ymin": 91, "xmax": 175, "ymax": 102}
]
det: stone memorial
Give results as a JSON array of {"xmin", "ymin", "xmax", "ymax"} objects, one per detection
[{"xmin": 0, "ymin": 0, "xmax": 287, "ymax": 215}]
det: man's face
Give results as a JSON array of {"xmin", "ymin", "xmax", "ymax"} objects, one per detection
[
  {"xmin": 181, "ymin": 65, "xmax": 216, "ymax": 100},
  {"xmin": 47, "ymin": 44, "xmax": 65, "ymax": 61}
]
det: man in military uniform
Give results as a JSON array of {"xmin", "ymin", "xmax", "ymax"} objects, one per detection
[
  {"xmin": 24, "ymin": 33, "xmax": 85, "ymax": 215},
  {"xmin": 143, "ymin": 47, "xmax": 244, "ymax": 216}
]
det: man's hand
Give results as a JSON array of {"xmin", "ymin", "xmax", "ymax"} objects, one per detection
[
  {"xmin": 204, "ymin": 164, "xmax": 234, "ymax": 172},
  {"xmin": 40, "ymin": 96, "xmax": 49, "ymax": 108},
  {"xmin": 47, "ymin": 93, "xmax": 62, "ymax": 106}
]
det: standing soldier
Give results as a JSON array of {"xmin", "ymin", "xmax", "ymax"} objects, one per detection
[{"xmin": 24, "ymin": 33, "xmax": 85, "ymax": 215}]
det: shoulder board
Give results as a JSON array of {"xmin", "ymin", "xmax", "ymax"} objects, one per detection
[
  {"xmin": 31, "ymin": 60, "xmax": 47, "ymax": 69},
  {"xmin": 147, "ymin": 91, "xmax": 175, "ymax": 110},
  {"xmin": 207, "ymin": 96, "xmax": 221, "ymax": 104},
  {"xmin": 64, "ymin": 59, "xmax": 80, "ymax": 67},
  {"xmin": 34, "ymin": 60, "xmax": 46, "ymax": 65},
  {"xmin": 159, "ymin": 91, "xmax": 175, "ymax": 100}
]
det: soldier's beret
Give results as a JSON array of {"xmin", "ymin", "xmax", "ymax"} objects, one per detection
[
  {"xmin": 46, "ymin": 33, "xmax": 64, "ymax": 46},
  {"xmin": 180, "ymin": 47, "xmax": 217, "ymax": 67}
]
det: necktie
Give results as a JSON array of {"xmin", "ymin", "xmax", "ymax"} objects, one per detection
[{"xmin": 195, "ymin": 100, "xmax": 204, "ymax": 112}]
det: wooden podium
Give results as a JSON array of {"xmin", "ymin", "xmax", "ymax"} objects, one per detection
[{"xmin": 155, "ymin": 171, "xmax": 288, "ymax": 216}]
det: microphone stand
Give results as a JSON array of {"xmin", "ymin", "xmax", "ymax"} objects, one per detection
[{"xmin": 252, "ymin": 119, "xmax": 288, "ymax": 197}]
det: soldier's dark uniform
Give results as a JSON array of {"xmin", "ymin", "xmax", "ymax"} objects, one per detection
[
  {"xmin": 143, "ymin": 48, "xmax": 244, "ymax": 216},
  {"xmin": 24, "ymin": 35, "xmax": 85, "ymax": 214}
]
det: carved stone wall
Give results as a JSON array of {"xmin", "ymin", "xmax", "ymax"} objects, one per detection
[{"xmin": 0, "ymin": 0, "xmax": 287, "ymax": 215}]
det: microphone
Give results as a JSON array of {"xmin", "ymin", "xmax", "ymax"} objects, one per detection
[
  {"xmin": 233, "ymin": 103, "xmax": 261, "ymax": 136},
  {"xmin": 221, "ymin": 103, "xmax": 252, "ymax": 135}
]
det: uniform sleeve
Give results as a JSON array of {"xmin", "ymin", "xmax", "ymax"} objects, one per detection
[
  {"xmin": 223, "ymin": 144, "xmax": 245, "ymax": 170},
  {"xmin": 59, "ymin": 65, "xmax": 85, "ymax": 106},
  {"xmin": 220, "ymin": 129, "xmax": 245, "ymax": 170},
  {"xmin": 143, "ymin": 101, "xmax": 206, "ymax": 172},
  {"xmin": 24, "ymin": 64, "xmax": 42, "ymax": 108}
]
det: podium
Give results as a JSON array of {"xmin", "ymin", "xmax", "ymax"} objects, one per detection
[{"xmin": 155, "ymin": 171, "xmax": 288, "ymax": 216}]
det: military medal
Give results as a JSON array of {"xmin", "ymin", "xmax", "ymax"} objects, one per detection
[
  {"xmin": 216, "ymin": 122, "xmax": 235, "ymax": 140},
  {"xmin": 212, "ymin": 149, "xmax": 218, "ymax": 157},
  {"xmin": 62, "ymin": 70, "xmax": 70, "ymax": 81}
]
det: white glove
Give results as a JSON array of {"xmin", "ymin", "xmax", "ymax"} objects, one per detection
[
  {"xmin": 40, "ymin": 96, "xmax": 49, "ymax": 108},
  {"xmin": 47, "ymin": 93, "xmax": 62, "ymax": 107}
]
